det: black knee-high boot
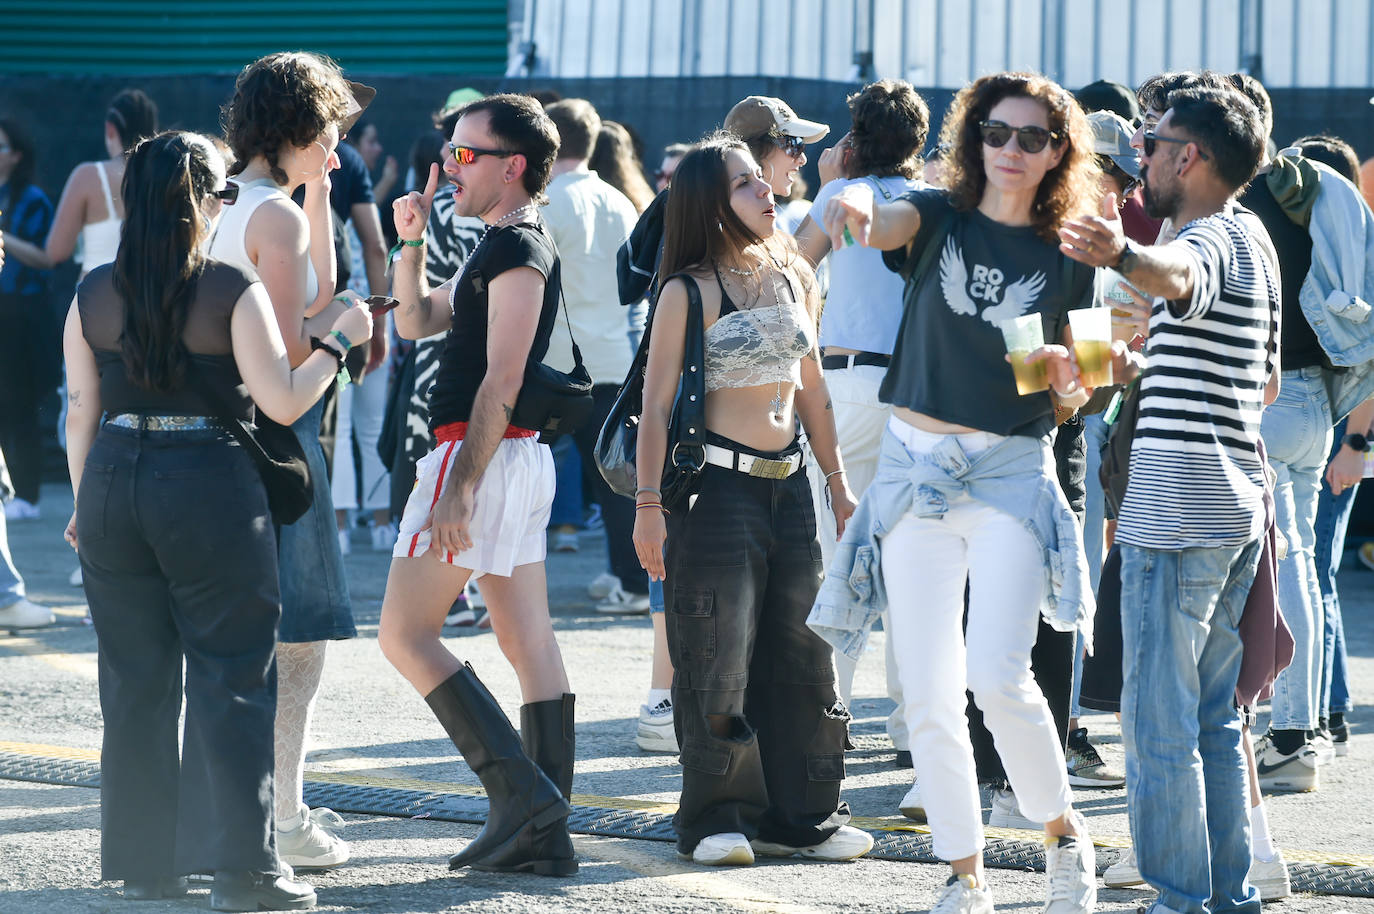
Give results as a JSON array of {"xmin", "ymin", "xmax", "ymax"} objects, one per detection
[
  {"xmin": 423, "ymin": 665, "xmax": 569, "ymax": 870},
  {"xmin": 472, "ymin": 693, "xmax": 578, "ymax": 876}
]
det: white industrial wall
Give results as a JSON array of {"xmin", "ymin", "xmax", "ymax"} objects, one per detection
[{"xmin": 511, "ymin": 0, "xmax": 1374, "ymax": 89}]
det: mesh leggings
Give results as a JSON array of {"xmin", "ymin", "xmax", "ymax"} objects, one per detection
[{"xmin": 275, "ymin": 640, "xmax": 328, "ymax": 822}]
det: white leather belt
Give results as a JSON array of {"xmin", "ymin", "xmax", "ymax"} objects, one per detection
[{"xmin": 703, "ymin": 443, "xmax": 804, "ymax": 479}]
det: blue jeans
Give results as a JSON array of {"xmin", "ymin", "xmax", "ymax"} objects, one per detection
[
  {"xmin": 277, "ymin": 398, "xmax": 355, "ymax": 642},
  {"xmin": 1073, "ymin": 412, "xmax": 1111, "ymax": 718},
  {"xmin": 1120, "ymin": 540, "xmax": 1262, "ymax": 914},
  {"xmin": 1313, "ymin": 417, "xmax": 1355, "ymax": 718},
  {"xmin": 1261, "ymin": 368, "xmax": 1333, "ymax": 730},
  {"xmin": 549, "ymin": 435, "xmax": 584, "ymax": 529}
]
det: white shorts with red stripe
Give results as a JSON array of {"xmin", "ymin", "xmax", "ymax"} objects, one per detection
[{"xmin": 393, "ymin": 436, "xmax": 555, "ymax": 577}]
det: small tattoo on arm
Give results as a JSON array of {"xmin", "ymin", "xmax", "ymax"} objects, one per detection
[
  {"xmin": 825, "ymin": 400, "xmax": 833, "ymax": 410},
  {"xmin": 68, "ymin": 390, "xmax": 80, "ymax": 406},
  {"xmin": 503, "ymin": 404, "xmax": 514, "ymax": 422}
]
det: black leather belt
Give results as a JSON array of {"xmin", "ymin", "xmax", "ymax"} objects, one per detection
[{"xmin": 821, "ymin": 351, "xmax": 891, "ymax": 370}]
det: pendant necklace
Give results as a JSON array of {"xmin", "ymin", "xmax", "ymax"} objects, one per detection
[{"xmin": 765, "ymin": 268, "xmax": 787, "ymax": 422}]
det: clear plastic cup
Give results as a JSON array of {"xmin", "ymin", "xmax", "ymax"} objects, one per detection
[
  {"xmin": 1068, "ymin": 307, "xmax": 1114, "ymax": 388},
  {"xmin": 1000, "ymin": 314, "xmax": 1049, "ymax": 395}
]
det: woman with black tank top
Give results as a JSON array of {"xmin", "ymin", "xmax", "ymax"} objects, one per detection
[
  {"xmin": 61, "ymin": 131, "xmax": 370, "ymax": 910},
  {"xmin": 632, "ymin": 134, "xmax": 871, "ymax": 867}
]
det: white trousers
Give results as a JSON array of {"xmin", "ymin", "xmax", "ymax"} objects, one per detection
[
  {"xmin": 881, "ymin": 420, "xmax": 1072, "ymax": 861},
  {"xmin": 332, "ymin": 364, "xmax": 391, "ymax": 512},
  {"xmin": 806, "ymin": 364, "xmax": 907, "ymax": 749}
]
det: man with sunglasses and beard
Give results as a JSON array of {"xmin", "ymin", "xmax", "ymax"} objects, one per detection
[
  {"xmin": 378, "ymin": 93, "xmax": 578, "ymax": 877},
  {"xmin": 1060, "ymin": 86, "xmax": 1278, "ymax": 914}
]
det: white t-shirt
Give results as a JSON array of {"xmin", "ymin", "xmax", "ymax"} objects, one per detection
[
  {"xmin": 541, "ymin": 168, "xmax": 639, "ymax": 384},
  {"xmin": 809, "ymin": 174, "xmax": 926, "ymax": 354}
]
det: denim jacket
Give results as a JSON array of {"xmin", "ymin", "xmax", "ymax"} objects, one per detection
[
  {"xmin": 1269, "ymin": 154, "xmax": 1374, "ymax": 418},
  {"xmin": 806, "ymin": 428, "xmax": 1095, "ymax": 663}
]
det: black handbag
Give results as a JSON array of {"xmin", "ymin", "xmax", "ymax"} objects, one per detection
[
  {"xmin": 595, "ymin": 272, "xmax": 706, "ymax": 508},
  {"xmin": 190, "ymin": 368, "xmax": 314, "ymax": 526}
]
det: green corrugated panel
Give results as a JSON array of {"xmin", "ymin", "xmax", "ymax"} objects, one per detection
[{"xmin": 0, "ymin": 0, "xmax": 508, "ymax": 75}]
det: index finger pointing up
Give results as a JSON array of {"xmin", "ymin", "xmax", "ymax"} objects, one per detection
[{"xmin": 421, "ymin": 163, "xmax": 440, "ymax": 208}]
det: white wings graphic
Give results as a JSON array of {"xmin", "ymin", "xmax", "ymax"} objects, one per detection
[
  {"xmin": 980, "ymin": 270, "xmax": 1046, "ymax": 325},
  {"xmin": 939, "ymin": 236, "xmax": 978, "ymax": 316}
]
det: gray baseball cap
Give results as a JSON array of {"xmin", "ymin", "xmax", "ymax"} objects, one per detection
[{"xmin": 1088, "ymin": 110, "xmax": 1140, "ymax": 179}]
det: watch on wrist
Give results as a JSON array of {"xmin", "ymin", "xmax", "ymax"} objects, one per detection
[
  {"xmin": 1343, "ymin": 432, "xmax": 1370, "ymax": 452},
  {"xmin": 1114, "ymin": 239, "xmax": 1139, "ymax": 274}
]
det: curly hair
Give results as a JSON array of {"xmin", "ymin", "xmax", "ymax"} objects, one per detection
[
  {"xmin": 940, "ymin": 72, "xmax": 1101, "ymax": 244},
  {"xmin": 846, "ymin": 79, "xmax": 928, "ymax": 180},
  {"xmin": 221, "ymin": 51, "xmax": 353, "ymax": 184}
]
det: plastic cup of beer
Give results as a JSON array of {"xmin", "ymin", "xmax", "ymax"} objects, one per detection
[
  {"xmin": 1000, "ymin": 314, "xmax": 1049, "ymax": 395},
  {"xmin": 1069, "ymin": 307, "xmax": 1114, "ymax": 388}
]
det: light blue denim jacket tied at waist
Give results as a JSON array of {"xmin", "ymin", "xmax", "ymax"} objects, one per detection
[{"xmin": 806, "ymin": 427, "xmax": 1095, "ymax": 663}]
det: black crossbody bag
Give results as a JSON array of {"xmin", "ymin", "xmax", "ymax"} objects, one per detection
[{"xmin": 595, "ymin": 272, "xmax": 706, "ymax": 508}]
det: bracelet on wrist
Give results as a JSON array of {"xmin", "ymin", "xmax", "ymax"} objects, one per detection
[
  {"xmin": 635, "ymin": 487, "xmax": 662, "ymax": 497},
  {"xmin": 329, "ymin": 329, "xmax": 353, "ymax": 351},
  {"xmin": 824, "ymin": 469, "xmax": 845, "ymax": 484},
  {"xmin": 635, "ymin": 502, "xmax": 669, "ymax": 515},
  {"xmin": 309, "ymin": 336, "xmax": 345, "ymax": 367}
]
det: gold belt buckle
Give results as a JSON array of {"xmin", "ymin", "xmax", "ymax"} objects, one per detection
[{"xmin": 746, "ymin": 455, "xmax": 792, "ymax": 479}]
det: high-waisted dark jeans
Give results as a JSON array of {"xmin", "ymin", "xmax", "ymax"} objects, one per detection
[
  {"xmin": 664, "ymin": 442, "xmax": 850, "ymax": 854},
  {"xmin": 78, "ymin": 425, "xmax": 279, "ymax": 880}
]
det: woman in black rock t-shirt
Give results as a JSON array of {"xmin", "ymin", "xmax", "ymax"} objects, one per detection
[{"xmin": 822, "ymin": 72, "xmax": 1102, "ymax": 913}]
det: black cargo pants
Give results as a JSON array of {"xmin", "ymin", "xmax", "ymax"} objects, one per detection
[{"xmin": 664, "ymin": 454, "xmax": 851, "ymax": 855}]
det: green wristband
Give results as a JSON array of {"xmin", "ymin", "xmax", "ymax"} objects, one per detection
[
  {"xmin": 401, "ymin": 238, "xmax": 424, "ymax": 247},
  {"xmin": 329, "ymin": 329, "xmax": 353, "ymax": 351}
]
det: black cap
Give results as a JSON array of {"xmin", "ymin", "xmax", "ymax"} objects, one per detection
[{"xmin": 1076, "ymin": 79, "xmax": 1141, "ymax": 126}]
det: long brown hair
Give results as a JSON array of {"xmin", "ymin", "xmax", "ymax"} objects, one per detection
[
  {"xmin": 659, "ymin": 133, "xmax": 766, "ymax": 278},
  {"xmin": 114, "ymin": 132, "xmax": 219, "ymax": 391},
  {"xmin": 590, "ymin": 120, "xmax": 655, "ymax": 213},
  {"xmin": 941, "ymin": 72, "xmax": 1101, "ymax": 243}
]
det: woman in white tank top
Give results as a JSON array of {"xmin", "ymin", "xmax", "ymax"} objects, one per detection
[
  {"xmin": 213, "ymin": 50, "xmax": 374, "ymax": 876},
  {"xmin": 2, "ymin": 89, "xmax": 157, "ymax": 277}
]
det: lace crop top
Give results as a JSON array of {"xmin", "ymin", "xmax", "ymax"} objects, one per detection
[{"xmin": 703, "ymin": 265, "xmax": 813, "ymax": 393}]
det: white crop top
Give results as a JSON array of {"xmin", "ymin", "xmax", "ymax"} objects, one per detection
[
  {"xmin": 703, "ymin": 266, "xmax": 813, "ymax": 393},
  {"xmin": 208, "ymin": 179, "xmax": 320, "ymax": 303},
  {"xmin": 79, "ymin": 162, "xmax": 122, "ymax": 273}
]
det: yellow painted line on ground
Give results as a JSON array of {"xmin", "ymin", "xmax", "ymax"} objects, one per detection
[
  {"xmin": 0, "ymin": 631, "xmax": 98, "ymax": 679},
  {"xmin": 576, "ymin": 835, "xmax": 828, "ymax": 914},
  {"xmin": 2, "ymin": 741, "xmax": 1370, "ymax": 869}
]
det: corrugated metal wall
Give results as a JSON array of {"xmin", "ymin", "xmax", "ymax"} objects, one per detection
[
  {"xmin": 0, "ymin": 0, "xmax": 509, "ymax": 75},
  {"xmin": 514, "ymin": 0, "xmax": 1374, "ymax": 89}
]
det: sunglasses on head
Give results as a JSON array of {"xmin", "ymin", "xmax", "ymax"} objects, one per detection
[
  {"xmin": 447, "ymin": 143, "xmax": 514, "ymax": 166},
  {"xmin": 211, "ymin": 181, "xmax": 239, "ymax": 205},
  {"xmin": 772, "ymin": 133, "xmax": 806, "ymax": 159},
  {"xmin": 1142, "ymin": 131, "xmax": 1209, "ymax": 160},
  {"xmin": 978, "ymin": 120, "xmax": 1060, "ymax": 154}
]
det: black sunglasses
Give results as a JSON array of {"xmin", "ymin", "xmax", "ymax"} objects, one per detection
[
  {"xmin": 772, "ymin": 133, "xmax": 806, "ymax": 159},
  {"xmin": 1143, "ymin": 131, "xmax": 1209, "ymax": 160},
  {"xmin": 448, "ymin": 143, "xmax": 514, "ymax": 166},
  {"xmin": 211, "ymin": 181, "xmax": 239, "ymax": 205},
  {"xmin": 978, "ymin": 120, "xmax": 1060, "ymax": 154}
]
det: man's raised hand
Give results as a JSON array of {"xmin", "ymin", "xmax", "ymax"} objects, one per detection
[
  {"xmin": 1059, "ymin": 191, "xmax": 1127, "ymax": 268},
  {"xmin": 393, "ymin": 162, "xmax": 440, "ymax": 242}
]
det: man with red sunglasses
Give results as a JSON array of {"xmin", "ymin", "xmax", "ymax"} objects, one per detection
[{"xmin": 380, "ymin": 93, "xmax": 579, "ymax": 878}]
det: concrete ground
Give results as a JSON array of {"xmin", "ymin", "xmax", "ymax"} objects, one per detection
[{"xmin": 2, "ymin": 481, "xmax": 1372, "ymax": 913}]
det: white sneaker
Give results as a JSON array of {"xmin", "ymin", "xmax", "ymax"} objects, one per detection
[
  {"xmin": 931, "ymin": 873, "xmax": 994, "ymax": 914},
  {"xmin": 899, "ymin": 776, "xmax": 926, "ymax": 821},
  {"xmin": 4, "ymin": 498, "xmax": 39, "ymax": 521},
  {"xmin": 636, "ymin": 699, "xmax": 678, "ymax": 752},
  {"xmin": 276, "ymin": 808, "xmax": 350, "ymax": 869},
  {"xmin": 1254, "ymin": 731, "xmax": 1320, "ymax": 792},
  {"xmin": 587, "ymin": 571, "xmax": 621, "ymax": 599},
  {"xmin": 1309, "ymin": 731, "xmax": 1335, "ymax": 766},
  {"xmin": 751, "ymin": 825, "xmax": 873, "ymax": 861},
  {"xmin": 68, "ymin": 566, "xmax": 83, "ymax": 588},
  {"xmin": 682, "ymin": 832, "xmax": 753, "ymax": 866},
  {"xmin": 595, "ymin": 583, "xmax": 650, "ymax": 614},
  {"xmin": 0, "ymin": 598, "xmax": 55, "ymax": 629},
  {"xmin": 1043, "ymin": 821, "xmax": 1096, "ymax": 914},
  {"xmin": 988, "ymin": 788, "xmax": 1038, "ymax": 830},
  {"xmin": 465, "ymin": 580, "xmax": 485, "ymax": 611},
  {"xmin": 1102, "ymin": 845, "xmax": 1144, "ymax": 887},
  {"xmin": 336, "ymin": 529, "xmax": 351, "ymax": 556},
  {"xmin": 370, "ymin": 522, "xmax": 396, "ymax": 552},
  {"xmin": 1250, "ymin": 850, "xmax": 1291, "ymax": 901}
]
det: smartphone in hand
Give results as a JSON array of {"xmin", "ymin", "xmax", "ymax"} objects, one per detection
[{"xmin": 365, "ymin": 295, "xmax": 400, "ymax": 315}]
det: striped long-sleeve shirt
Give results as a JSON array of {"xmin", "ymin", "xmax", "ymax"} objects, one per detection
[{"xmin": 1115, "ymin": 212, "xmax": 1280, "ymax": 550}]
